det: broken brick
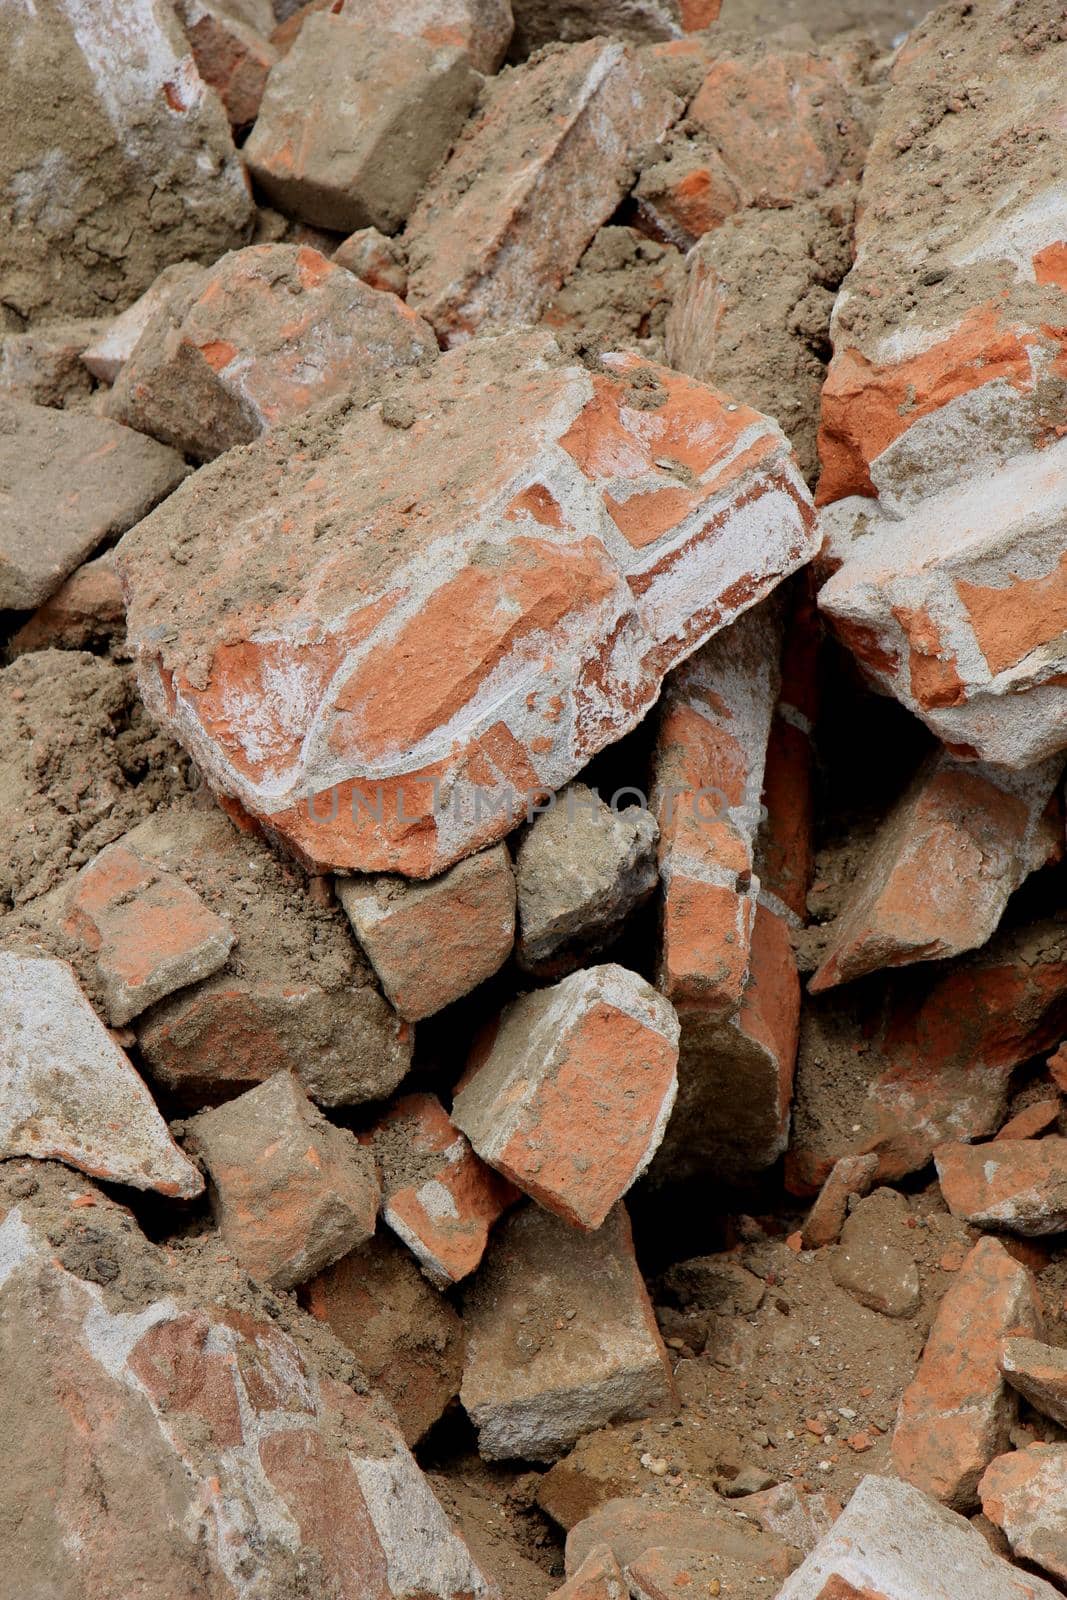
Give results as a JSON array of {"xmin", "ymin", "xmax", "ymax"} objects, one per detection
[
  {"xmin": 107, "ymin": 243, "xmax": 436, "ymax": 461},
  {"xmin": 512, "ymin": 0, "xmax": 721, "ymax": 52},
  {"xmin": 117, "ymin": 331, "xmax": 817, "ymax": 877},
  {"xmin": 337, "ymin": 845, "xmax": 515, "ymax": 1022},
  {"xmin": 8, "ymin": 551, "xmax": 126, "ymax": 659},
  {"xmin": 565, "ymin": 1497, "xmax": 794, "ymax": 1592},
  {"xmin": 997, "ymin": 1099, "xmax": 1061, "ymax": 1141},
  {"xmin": 801, "ymin": 1153, "xmax": 879, "ymax": 1250},
  {"xmin": 332, "ymin": 226, "xmax": 409, "ymax": 296},
  {"xmin": 980, "ymin": 1444, "xmax": 1067, "ymax": 1586},
  {"xmin": 174, "ymin": 0, "xmax": 277, "ymax": 126},
  {"xmin": 81, "ymin": 261, "xmax": 205, "ymax": 386},
  {"xmin": 187, "ymin": 1070, "xmax": 380, "ymax": 1289},
  {"xmin": 461, "ymin": 1203, "xmax": 675, "ymax": 1461},
  {"xmin": 546, "ymin": 1544, "xmax": 627, "ymax": 1600},
  {"xmin": 366, "ymin": 1093, "xmax": 517, "ymax": 1287},
  {"xmin": 279, "ymin": 0, "xmax": 514, "ymax": 74},
  {"xmin": 891, "ymin": 1236, "xmax": 1043, "ymax": 1511},
  {"xmin": 406, "ymin": 40, "xmax": 680, "ymax": 343},
  {"xmin": 246, "ymin": 16, "xmax": 480, "ymax": 233},
  {"xmin": 935, "ymin": 1136, "xmax": 1067, "ymax": 1236},
  {"xmin": 0, "ymin": 318, "xmax": 103, "ymax": 409},
  {"xmin": 999, "ymin": 1336, "xmax": 1067, "ymax": 1429},
  {"xmin": 452, "ymin": 964, "xmax": 679, "ymax": 1230}
]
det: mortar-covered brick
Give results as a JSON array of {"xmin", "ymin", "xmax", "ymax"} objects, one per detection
[
  {"xmin": 1000, "ymin": 1336, "xmax": 1067, "ymax": 1428},
  {"xmin": 547, "ymin": 1544, "xmax": 628, "ymax": 1600},
  {"xmin": 935, "ymin": 1136, "xmax": 1067, "ymax": 1236},
  {"xmin": 333, "ymin": 227, "xmax": 409, "ymax": 296},
  {"xmin": 980, "ymin": 1444, "xmax": 1067, "ymax": 1585},
  {"xmin": 0, "ymin": 319, "xmax": 103, "ymax": 409},
  {"xmin": 511, "ymin": 0, "xmax": 720, "ymax": 52},
  {"xmin": 406, "ymin": 40, "xmax": 681, "ymax": 343},
  {"xmin": 337, "ymin": 844, "xmax": 515, "ymax": 1021},
  {"xmin": 174, "ymin": 0, "xmax": 277, "ymax": 127},
  {"xmin": 246, "ymin": 17, "xmax": 481, "ymax": 234},
  {"xmin": 282, "ymin": 0, "xmax": 514, "ymax": 74},
  {"xmin": 117, "ymin": 330, "xmax": 817, "ymax": 877},
  {"xmin": 365, "ymin": 1092, "xmax": 518, "ymax": 1286},
  {"xmin": 891, "ymin": 1236, "xmax": 1043, "ymax": 1512},
  {"xmin": 461, "ymin": 1203, "xmax": 675, "ymax": 1461},
  {"xmin": 0, "ymin": 952, "xmax": 203, "ymax": 1199},
  {"xmin": 565, "ymin": 1497, "xmax": 793, "ymax": 1589},
  {"xmin": 453, "ymin": 964, "xmax": 679, "ymax": 1229},
  {"xmin": 107, "ymin": 243, "xmax": 436, "ymax": 462},
  {"xmin": 8, "ymin": 551, "xmax": 126, "ymax": 659},
  {"xmin": 810, "ymin": 750, "xmax": 1063, "ymax": 992},
  {"xmin": 187, "ymin": 1070, "xmax": 380, "ymax": 1289}
]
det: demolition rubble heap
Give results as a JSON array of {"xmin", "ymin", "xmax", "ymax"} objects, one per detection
[{"xmin": 1, "ymin": 0, "xmax": 1067, "ymax": 1595}]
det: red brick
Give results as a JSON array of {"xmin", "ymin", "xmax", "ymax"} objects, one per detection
[
  {"xmin": 999, "ymin": 1336, "xmax": 1067, "ymax": 1429},
  {"xmin": 935, "ymin": 1136, "xmax": 1067, "ymax": 1236},
  {"xmin": 8, "ymin": 550, "xmax": 125, "ymax": 658},
  {"xmin": 810, "ymin": 751, "xmax": 1062, "ymax": 992},
  {"xmin": 891, "ymin": 1236, "xmax": 1043, "ymax": 1511},
  {"xmin": 118, "ymin": 331, "xmax": 817, "ymax": 877},
  {"xmin": 81, "ymin": 260, "xmax": 204, "ymax": 385},
  {"xmin": 107, "ymin": 243, "xmax": 435, "ymax": 461},
  {"xmin": 547, "ymin": 1544, "xmax": 627, "ymax": 1600},
  {"xmin": 801, "ymin": 1153, "xmax": 878, "ymax": 1250},
  {"xmin": 174, "ymin": 0, "xmax": 277, "ymax": 127},
  {"xmin": 565, "ymin": 1497, "xmax": 793, "ymax": 1589},
  {"xmin": 997, "ymin": 1098, "xmax": 1062, "ymax": 1141},
  {"xmin": 512, "ymin": 0, "xmax": 720, "ymax": 52},
  {"xmin": 276, "ymin": 0, "xmax": 514, "ymax": 73},
  {"xmin": 406, "ymin": 40, "xmax": 681, "ymax": 343},
  {"xmin": 187, "ymin": 1070, "xmax": 380, "ymax": 1289},
  {"xmin": 337, "ymin": 844, "xmax": 515, "ymax": 1021},
  {"xmin": 366, "ymin": 1093, "xmax": 517, "ymax": 1286},
  {"xmin": 332, "ymin": 226, "xmax": 408, "ymax": 296},
  {"xmin": 980, "ymin": 1444, "xmax": 1067, "ymax": 1585},
  {"xmin": 453, "ymin": 965, "xmax": 679, "ymax": 1230}
]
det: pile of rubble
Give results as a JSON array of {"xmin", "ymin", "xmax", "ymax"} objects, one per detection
[{"xmin": 1, "ymin": 0, "xmax": 1066, "ymax": 1595}]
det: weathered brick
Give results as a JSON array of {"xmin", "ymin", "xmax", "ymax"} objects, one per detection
[
  {"xmin": 187, "ymin": 1070, "xmax": 380, "ymax": 1288},
  {"xmin": 276, "ymin": 0, "xmax": 514, "ymax": 74},
  {"xmin": 461, "ymin": 1203, "xmax": 675, "ymax": 1460},
  {"xmin": 0, "ymin": 319, "xmax": 103, "ymax": 408},
  {"xmin": 512, "ymin": 0, "xmax": 719, "ymax": 52},
  {"xmin": 801, "ymin": 1153, "xmax": 879, "ymax": 1250},
  {"xmin": 174, "ymin": 0, "xmax": 276, "ymax": 127},
  {"xmin": 1000, "ymin": 1336, "xmax": 1067, "ymax": 1428},
  {"xmin": 997, "ymin": 1098, "xmax": 1061, "ymax": 1141},
  {"xmin": 936, "ymin": 1136, "xmax": 1067, "ymax": 1236},
  {"xmin": 107, "ymin": 243, "xmax": 435, "ymax": 461},
  {"xmin": 300, "ymin": 1232, "xmax": 465, "ymax": 1444},
  {"xmin": 811, "ymin": 751, "xmax": 1063, "ymax": 992},
  {"xmin": 980, "ymin": 1444, "xmax": 1067, "ymax": 1585},
  {"xmin": 246, "ymin": 17, "xmax": 480, "ymax": 233},
  {"xmin": 8, "ymin": 551, "xmax": 126, "ymax": 659},
  {"xmin": 337, "ymin": 845, "xmax": 515, "ymax": 1021},
  {"xmin": 366, "ymin": 1093, "xmax": 517, "ymax": 1286},
  {"xmin": 0, "ymin": 400, "xmax": 186, "ymax": 612},
  {"xmin": 453, "ymin": 964, "xmax": 679, "ymax": 1229},
  {"xmin": 118, "ymin": 331, "xmax": 817, "ymax": 876},
  {"xmin": 891, "ymin": 1236, "xmax": 1043, "ymax": 1511},
  {"xmin": 80, "ymin": 261, "xmax": 205, "ymax": 385},
  {"xmin": 565, "ymin": 1497, "xmax": 794, "ymax": 1592},
  {"xmin": 776, "ymin": 1473, "xmax": 1060, "ymax": 1599},
  {"xmin": 333, "ymin": 226, "xmax": 408, "ymax": 296},
  {"xmin": 406, "ymin": 41, "xmax": 680, "ymax": 343},
  {"xmin": 0, "ymin": 952, "xmax": 203, "ymax": 1198},
  {"xmin": 547, "ymin": 1544, "xmax": 627, "ymax": 1600}
]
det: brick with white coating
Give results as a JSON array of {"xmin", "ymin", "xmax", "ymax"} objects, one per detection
[
  {"xmin": 935, "ymin": 1136, "xmax": 1067, "ymax": 1236},
  {"xmin": 117, "ymin": 331, "xmax": 817, "ymax": 878},
  {"xmin": 453, "ymin": 964, "xmax": 679, "ymax": 1230}
]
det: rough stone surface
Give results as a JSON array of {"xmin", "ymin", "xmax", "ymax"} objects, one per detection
[
  {"xmin": 733, "ymin": 1482, "xmax": 840, "ymax": 1556},
  {"xmin": 124, "ymin": 806, "xmax": 412, "ymax": 1110},
  {"xmin": 980, "ymin": 1445, "xmax": 1067, "ymax": 1586},
  {"xmin": 935, "ymin": 1136, "xmax": 1067, "ymax": 1236},
  {"xmin": 117, "ymin": 331, "xmax": 817, "ymax": 877},
  {"xmin": 0, "ymin": 319, "xmax": 103, "ymax": 409},
  {"xmin": 461, "ymin": 1203, "xmax": 675, "ymax": 1461},
  {"xmin": 0, "ymin": 952, "xmax": 203, "ymax": 1199},
  {"xmin": 319, "ymin": 0, "xmax": 515, "ymax": 75},
  {"xmin": 59, "ymin": 837, "xmax": 235, "ymax": 1025},
  {"xmin": 999, "ymin": 1336, "xmax": 1067, "ymax": 1429},
  {"xmin": 338, "ymin": 845, "xmax": 515, "ymax": 1021},
  {"xmin": 828, "ymin": 1188, "xmax": 920, "ymax": 1318},
  {"xmin": 0, "ymin": 0, "xmax": 253, "ymax": 324},
  {"xmin": 802, "ymin": 1153, "xmax": 879, "ymax": 1250},
  {"xmin": 891, "ymin": 1236, "xmax": 1043, "ymax": 1512},
  {"xmin": 246, "ymin": 17, "xmax": 480, "ymax": 234},
  {"xmin": 187, "ymin": 1070, "xmax": 381, "ymax": 1289},
  {"xmin": 0, "ymin": 1188, "xmax": 492, "ymax": 1600},
  {"xmin": 515, "ymin": 784, "xmax": 658, "ymax": 976},
  {"xmin": 406, "ymin": 41, "xmax": 681, "ymax": 343},
  {"xmin": 777, "ymin": 1473, "xmax": 1061, "ymax": 1599},
  {"xmin": 0, "ymin": 399, "xmax": 187, "ymax": 612},
  {"xmin": 565, "ymin": 1496, "xmax": 795, "ymax": 1591},
  {"xmin": 107, "ymin": 243, "xmax": 436, "ymax": 462},
  {"xmin": 811, "ymin": 751, "xmax": 1064, "ymax": 991},
  {"xmin": 366, "ymin": 1093, "xmax": 518, "ymax": 1287},
  {"xmin": 453, "ymin": 964, "xmax": 679, "ymax": 1229},
  {"xmin": 301, "ymin": 1233, "xmax": 465, "ymax": 1445},
  {"xmin": 81, "ymin": 261, "xmax": 204, "ymax": 385},
  {"xmin": 8, "ymin": 551, "xmax": 127, "ymax": 659},
  {"xmin": 174, "ymin": 0, "xmax": 278, "ymax": 127}
]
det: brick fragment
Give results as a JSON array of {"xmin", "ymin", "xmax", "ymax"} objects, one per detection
[
  {"xmin": 300, "ymin": 1233, "xmax": 464, "ymax": 1444},
  {"xmin": 107, "ymin": 243, "xmax": 435, "ymax": 462},
  {"xmin": 453, "ymin": 964, "xmax": 679, "ymax": 1229},
  {"xmin": 0, "ymin": 319, "xmax": 104, "ymax": 409},
  {"xmin": 935, "ymin": 1136, "xmax": 1067, "ymax": 1236},
  {"xmin": 0, "ymin": 0, "xmax": 253, "ymax": 324},
  {"xmin": 980, "ymin": 1444, "xmax": 1067, "ymax": 1585},
  {"xmin": 277, "ymin": 0, "xmax": 514, "ymax": 74},
  {"xmin": 829, "ymin": 1188, "xmax": 919, "ymax": 1318},
  {"xmin": 174, "ymin": 0, "xmax": 277, "ymax": 127},
  {"xmin": 337, "ymin": 845, "xmax": 515, "ymax": 1021},
  {"xmin": 333, "ymin": 226, "xmax": 408, "ymax": 296},
  {"xmin": 1000, "ymin": 1336, "xmax": 1067, "ymax": 1429},
  {"xmin": 776, "ymin": 1473, "xmax": 1060, "ymax": 1599},
  {"xmin": 0, "ymin": 1187, "xmax": 491, "ymax": 1600},
  {"xmin": 565, "ymin": 1497, "xmax": 793, "ymax": 1591},
  {"xmin": 81, "ymin": 262, "xmax": 205, "ymax": 386},
  {"xmin": 733, "ymin": 1482, "xmax": 840, "ymax": 1556},
  {"xmin": 891, "ymin": 1236, "xmax": 1043, "ymax": 1511},
  {"xmin": 406, "ymin": 41, "xmax": 681, "ymax": 343},
  {"xmin": 366, "ymin": 1093, "xmax": 517, "ymax": 1286},
  {"xmin": 516, "ymin": 784, "xmax": 658, "ymax": 977},
  {"xmin": 187, "ymin": 1071, "xmax": 380, "ymax": 1288},
  {"xmin": 118, "ymin": 331, "xmax": 817, "ymax": 876},
  {"xmin": 997, "ymin": 1099, "xmax": 1061, "ymax": 1141},
  {"xmin": 461, "ymin": 1204, "xmax": 675, "ymax": 1460},
  {"xmin": 60, "ymin": 838, "xmax": 234, "ymax": 1026},
  {"xmin": 246, "ymin": 17, "xmax": 480, "ymax": 234},
  {"xmin": 8, "ymin": 551, "xmax": 126, "ymax": 659},
  {"xmin": 547, "ymin": 1544, "xmax": 627, "ymax": 1600},
  {"xmin": 811, "ymin": 751, "xmax": 1063, "ymax": 992},
  {"xmin": 128, "ymin": 808, "xmax": 411, "ymax": 1110},
  {"xmin": 802, "ymin": 1153, "xmax": 879, "ymax": 1250},
  {"xmin": 512, "ymin": 0, "xmax": 719, "ymax": 51},
  {"xmin": 0, "ymin": 952, "xmax": 203, "ymax": 1199},
  {"xmin": 0, "ymin": 399, "xmax": 186, "ymax": 612}
]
